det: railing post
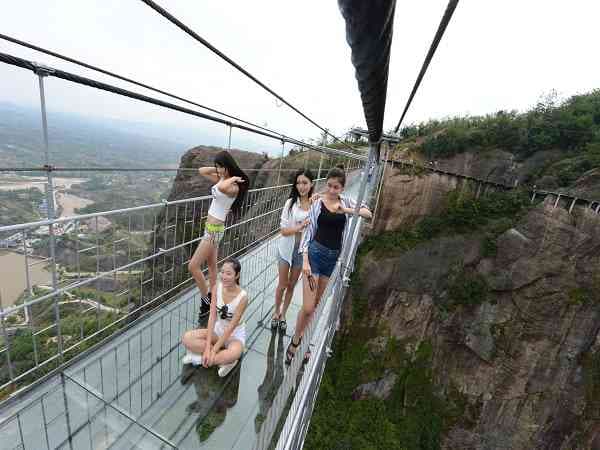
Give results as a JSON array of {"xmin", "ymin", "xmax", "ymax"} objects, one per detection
[
  {"xmin": 340, "ymin": 140, "xmax": 380, "ymax": 279},
  {"xmin": 277, "ymin": 140, "xmax": 285, "ymax": 186},
  {"xmin": 371, "ymin": 143, "xmax": 390, "ymax": 221},
  {"xmin": 23, "ymin": 231, "xmax": 33, "ymax": 297},
  {"xmin": 317, "ymin": 153, "xmax": 324, "ymax": 180},
  {"xmin": 304, "ymin": 147, "xmax": 309, "ymax": 170},
  {"xmin": 569, "ymin": 198, "xmax": 577, "ymax": 214},
  {"xmin": 36, "ymin": 65, "xmax": 64, "ymax": 362}
]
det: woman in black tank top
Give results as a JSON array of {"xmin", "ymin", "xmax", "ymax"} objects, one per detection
[
  {"xmin": 285, "ymin": 167, "xmax": 372, "ymax": 365},
  {"xmin": 314, "ymin": 202, "xmax": 346, "ymax": 250}
]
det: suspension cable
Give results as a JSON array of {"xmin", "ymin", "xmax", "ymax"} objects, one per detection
[
  {"xmin": 139, "ymin": 0, "xmax": 359, "ymax": 153},
  {"xmin": 0, "ymin": 32, "xmax": 285, "ymax": 139},
  {"xmin": 0, "ymin": 167, "xmax": 336, "ymax": 173},
  {"xmin": 0, "ymin": 51, "xmax": 365, "ymax": 161},
  {"xmin": 393, "ymin": 0, "xmax": 459, "ymax": 133}
]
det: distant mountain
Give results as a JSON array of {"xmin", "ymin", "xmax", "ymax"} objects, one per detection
[{"xmin": 0, "ymin": 102, "xmax": 220, "ymax": 169}]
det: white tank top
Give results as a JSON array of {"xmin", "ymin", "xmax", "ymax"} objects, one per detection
[
  {"xmin": 216, "ymin": 282, "xmax": 246, "ymax": 327},
  {"xmin": 207, "ymin": 183, "xmax": 236, "ymax": 222}
]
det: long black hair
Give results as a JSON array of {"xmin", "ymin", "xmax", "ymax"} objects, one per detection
[
  {"xmin": 287, "ymin": 169, "xmax": 315, "ymax": 216},
  {"xmin": 214, "ymin": 151, "xmax": 250, "ymax": 212}
]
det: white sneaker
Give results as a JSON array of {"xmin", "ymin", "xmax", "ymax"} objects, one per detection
[
  {"xmin": 217, "ymin": 360, "xmax": 238, "ymax": 377},
  {"xmin": 182, "ymin": 352, "xmax": 203, "ymax": 366}
]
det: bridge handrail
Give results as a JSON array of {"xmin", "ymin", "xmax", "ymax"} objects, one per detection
[{"xmin": 387, "ymin": 158, "xmax": 600, "ymax": 211}]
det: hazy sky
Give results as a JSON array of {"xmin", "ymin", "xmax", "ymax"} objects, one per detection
[{"xmin": 1, "ymin": 1, "xmax": 599, "ymax": 151}]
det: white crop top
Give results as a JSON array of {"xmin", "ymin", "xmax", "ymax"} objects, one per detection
[
  {"xmin": 207, "ymin": 184, "xmax": 236, "ymax": 222},
  {"xmin": 277, "ymin": 198, "xmax": 310, "ymax": 267},
  {"xmin": 216, "ymin": 282, "xmax": 246, "ymax": 327}
]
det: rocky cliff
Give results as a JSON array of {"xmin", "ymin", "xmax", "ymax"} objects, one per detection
[
  {"xmin": 308, "ymin": 168, "xmax": 600, "ymax": 450},
  {"xmin": 139, "ymin": 145, "xmax": 328, "ymax": 305},
  {"xmin": 392, "ymin": 144, "xmax": 600, "ymax": 200},
  {"xmin": 167, "ymin": 145, "xmax": 268, "ymax": 201}
]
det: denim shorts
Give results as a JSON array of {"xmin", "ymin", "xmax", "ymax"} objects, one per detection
[
  {"xmin": 278, "ymin": 243, "xmax": 303, "ymax": 269},
  {"xmin": 308, "ymin": 240, "xmax": 340, "ymax": 278}
]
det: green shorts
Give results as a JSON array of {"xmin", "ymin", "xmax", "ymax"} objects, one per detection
[{"xmin": 202, "ymin": 222, "xmax": 225, "ymax": 246}]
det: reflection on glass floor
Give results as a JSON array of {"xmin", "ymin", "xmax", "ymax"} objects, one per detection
[
  {"xmin": 0, "ymin": 178, "xmax": 362, "ymax": 450},
  {"xmin": 0, "ymin": 235, "xmax": 304, "ymax": 450}
]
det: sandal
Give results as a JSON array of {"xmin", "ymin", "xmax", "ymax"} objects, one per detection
[
  {"xmin": 285, "ymin": 336, "xmax": 302, "ymax": 366},
  {"xmin": 278, "ymin": 320, "xmax": 287, "ymax": 333},
  {"xmin": 270, "ymin": 316, "xmax": 280, "ymax": 330},
  {"xmin": 303, "ymin": 349, "xmax": 311, "ymax": 365}
]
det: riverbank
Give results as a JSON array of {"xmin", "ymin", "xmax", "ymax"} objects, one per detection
[
  {"xmin": 0, "ymin": 250, "xmax": 52, "ymax": 308},
  {"xmin": 0, "ymin": 176, "xmax": 87, "ymax": 192},
  {"xmin": 56, "ymin": 191, "xmax": 94, "ymax": 217}
]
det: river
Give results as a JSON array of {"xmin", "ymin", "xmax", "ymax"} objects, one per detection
[
  {"xmin": 0, "ymin": 176, "xmax": 93, "ymax": 218},
  {"xmin": 0, "ymin": 251, "xmax": 52, "ymax": 308},
  {"xmin": 56, "ymin": 191, "xmax": 94, "ymax": 217},
  {"xmin": 0, "ymin": 176, "xmax": 87, "ymax": 192}
]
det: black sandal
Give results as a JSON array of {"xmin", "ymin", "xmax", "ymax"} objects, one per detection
[
  {"xmin": 278, "ymin": 320, "xmax": 287, "ymax": 333},
  {"xmin": 303, "ymin": 349, "xmax": 311, "ymax": 365},
  {"xmin": 285, "ymin": 336, "xmax": 301, "ymax": 365},
  {"xmin": 270, "ymin": 316, "xmax": 280, "ymax": 330}
]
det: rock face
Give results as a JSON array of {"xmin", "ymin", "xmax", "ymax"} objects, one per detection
[
  {"xmin": 352, "ymin": 370, "xmax": 398, "ymax": 401},
  {"xmin": 374, "ymin": 167, "xmax": 463, "ymax": 232},
  {"xmin": 349, "ymin": 191, "xmax": 600, "ymax": 448},
  {"xmin": 571, "ymin": 168, "xmax": 600, "ymax": 199},
  {"xmin": 374, "ymin": 164, "xmax": 509, "ymax": 233},
  {"xmin": 167, "ymin": 145, "xmax": 268, "ymax": 202},
  {"xmin": 399, "ymin": 148, "xmax": 567, "ymax": 188}
]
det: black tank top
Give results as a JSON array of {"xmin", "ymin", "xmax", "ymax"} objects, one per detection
[{"xmin": 314, "ymin": 203, "xmax": 346, "ymax": 250}]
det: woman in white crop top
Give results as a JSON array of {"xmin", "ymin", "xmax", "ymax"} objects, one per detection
[
  {"xmin": 271, "ymin": 169, "xmax": 314, "ymax": 333},
  {"xmin": 182, "ymin": 257, "xmax": 248, "ymax": 377},
  {"xmin": 189, "ymin": 151, "xmax": 249, "ymax": 321}
]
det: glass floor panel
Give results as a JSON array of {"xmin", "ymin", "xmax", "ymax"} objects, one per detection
[{"xmin": 0, "ymin": 174, "xmax": 364, "ymax": 450}]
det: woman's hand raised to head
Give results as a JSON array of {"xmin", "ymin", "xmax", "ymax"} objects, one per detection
[{"xmin": 231, "ymin": 176, "xmax": 245, "ymax": 184}]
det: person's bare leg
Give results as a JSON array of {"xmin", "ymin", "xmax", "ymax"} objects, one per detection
[
  {"xmin": 206, "ymin": 244, "xmax": 218, "ymax": 295},
  {"xmin": 273, "ymin": 262, "xmax": 290, "ymax": 320},
  {"xmin": 280, "ymin": 267, "xmax": 302, "ymax": 321},
  {"xmin": 182, "ymin": 329, "xmax": 218, "ymax": 354},
  {"xmin": 188, "ymin": 240, "xmax": 214, "ymax": 297},
  {"xmin": 301, "ymin": 275, "xmax": 329, "ymax": 361},
  {"xmin": 304, "ymin": 275, "xmax": 330, "ymax": 329},
  {"xmin": 212, "ymin": 340, "xmax": 243, "ymax": 366},
  {"xmin": 291, "ymin": 274, "xmax": 318, "ymax": 344}
]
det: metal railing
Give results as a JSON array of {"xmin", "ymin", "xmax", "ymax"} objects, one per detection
[
  {"xmin": 254, "ymin": 144, "xmax": 382, "ymax": 450},
  {"xmin": 0, "ymin": 168, "xmax": 372, "ymax": 448},
  {"xmin": 385, "ymin": 158, "xmax": 600, "ymax": 214},
  {"xmin": 0, "ymin": 23, "xmax": 369, "ymax": 446},
  {"xmin": 0, "ymin": 180, "xmax": 319, "ymax": 401},
  {"xmin": 0, "ymin": 152, "xmax": 373, "ymax": 450}
]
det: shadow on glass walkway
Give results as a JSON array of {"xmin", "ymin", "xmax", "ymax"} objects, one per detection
[
  {"xmin": 0, "ymin": 232, "xmax": 305, "ymax": 449},
  {"xmin": 0, "ymin": 180, "xmax": 362, "ymax": 450}
]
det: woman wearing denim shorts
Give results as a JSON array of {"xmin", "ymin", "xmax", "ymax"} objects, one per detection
[
  {"xmin": 271, "ymin": 169, "xmax": 314, "ymax": 333},
  {"xmin": 285, "ymin": 166, "xmax": 372, "ymax": 364}
]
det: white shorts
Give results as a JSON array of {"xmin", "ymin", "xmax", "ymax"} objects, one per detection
[{"xmin": 214, "ymin": 320, "xmax": 246, "ymax": 347}]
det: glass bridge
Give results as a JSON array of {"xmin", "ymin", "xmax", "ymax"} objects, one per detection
[{"xmin": 0, "ymin": 179, "xmax": 366, "ymax": 450}]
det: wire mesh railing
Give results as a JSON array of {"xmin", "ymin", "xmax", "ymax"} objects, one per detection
[
  {"xmin": 0, "ymin": 10, "xmax": 371, "ymax": 446},
  {"xmin": 0, "ymin": 180, "xmax": 322, "ymax": 401},
  {"xmin": 252, "ymin": 146, "xmax": 382, "ymax": 450},
  {"xmin": 0, "ymin": 160, "xmax": 370, "ymax": 449}
]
